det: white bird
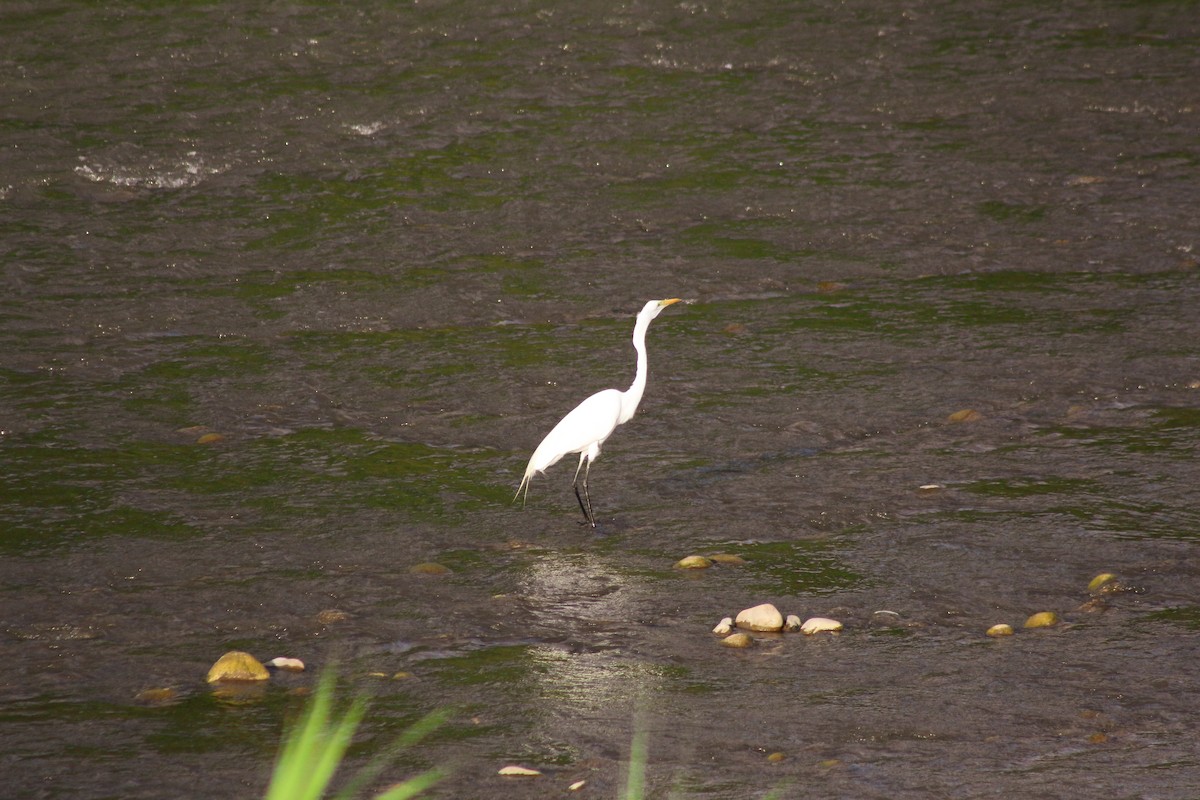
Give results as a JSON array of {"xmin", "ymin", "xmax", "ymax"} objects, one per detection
[{"xmin": 515, "ymin": 298, "xmax": 682, "ymax": 527}]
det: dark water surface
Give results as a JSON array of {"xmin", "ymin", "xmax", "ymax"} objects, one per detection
[{"xmin": 3, "ymin": 1, "xmax": 1199, "ymax": 798}]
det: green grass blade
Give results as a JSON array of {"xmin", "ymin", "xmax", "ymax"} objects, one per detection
[
  {"xmin": 370, "ymin": 768, "xmax": 446, "ymax": 800},
  {"xmin": 266, "ymin": 668, "xmax": 447, "ymax": 800},
  {"xmin": 267, "ymin": 670, "xmax": 339, "ymax": 800},
  {"xmin": 307, "ymin": 696, "xmax": 367, "ymax": 796},
  {"xmin": 619, "ymin": 719, "xmax": 649, "ymax": 800},
  {"xmin": 392, "ymin": 708, "xmax": 452, "ymax": 748},
  {"xmin": 334, "ymin": 709, "xmax": 451, "ymax": 800}
]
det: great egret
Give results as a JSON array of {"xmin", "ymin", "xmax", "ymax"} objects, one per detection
[{"xmin": 515, "ymin": 298, "xmax": 682, "ymax": 527}]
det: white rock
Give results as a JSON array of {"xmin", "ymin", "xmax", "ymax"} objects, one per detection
[
  {"xmin": 800, "ymin": 617, "xmax": 843, "ymax": 635},
  {"xmin": 712, "ymin": 617, "xmax": 734, "ymax": 635},
  {"xmin": 784, "ymin": 614, "xmax": 803, "ymax": 632},
  {"xmin": 720, "ymin": 632, "xmax": 755, "ymax": 648},
  {"xmin": 735, "ymin": 603, "xmax": 784, "ymax": 632}
]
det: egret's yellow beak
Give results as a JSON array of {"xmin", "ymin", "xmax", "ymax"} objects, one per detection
[{"xmin": 660, "ymin": 298, "xmax": 682, "ymax": 307}]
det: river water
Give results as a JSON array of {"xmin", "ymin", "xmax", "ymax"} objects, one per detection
[{"xmin": 2, "ymin": 2, "xmax": 1199, "ymax": 798}]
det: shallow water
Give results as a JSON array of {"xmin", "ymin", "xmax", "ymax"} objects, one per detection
[{"xmin": 2, "ymin": 1, "xmax": 1199, "ymax": 798}]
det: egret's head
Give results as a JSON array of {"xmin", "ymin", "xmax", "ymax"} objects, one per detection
[{"xmin": 641, "ymin": 297, "xmax": 681, "ymax": 319}]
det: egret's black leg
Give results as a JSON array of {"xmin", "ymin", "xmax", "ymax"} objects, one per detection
[
  {"xmin": 573, "ymin": 481, "xmax": 589, "ymax": 524},
  {"xmin": 572, "ymin": 457, "xmax": 589, "ymax": 524},
  {"xmin": 573, "ymin": 459, "xmax": 597, "ymax": 528}
]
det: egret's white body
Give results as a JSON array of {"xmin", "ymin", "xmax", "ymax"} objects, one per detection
[{"xmin": 515, "ymin": 298, "xmax": 681, "ymax": 527}]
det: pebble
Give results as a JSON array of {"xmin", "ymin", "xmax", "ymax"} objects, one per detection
[
  {"xmin": 784, "ymin": 614, "xmax": 803, "ymax": 632},
  {"xmin": 206, "ymin": 650, "xmax": 269, "ymax": 683},
  {"xmin": 986, "ymin": 623, "xmax": 1015, "ymax": 637},
  {"xmin": 712, "ymin": 617, "xmax": 734, "ymax": 635},
  {"xmin": 720, "ymin": 632, "xmax": 755, "ymax": 648},
  {"xmin": 675, "ymin": 555, "xmax": 713, "ymax": 570},
  {"xmin": 800, "ymin": 617, "xmax": 843, "ymax": 635},
  {"xmin": 735, "ymin": 603, "xmax": 784, "ymax": 632},
  {"xmin": 498, "ymin": 765, "xmax": 541, "ymax": 777},
  {"xmin": 266, "ymin": 657, "xmax": 305, "ymax": 672}
]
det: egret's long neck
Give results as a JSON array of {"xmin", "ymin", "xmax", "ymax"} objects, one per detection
[{"xmin": 619, "ymin": 313, "xmax": 653, "ymax": 425}]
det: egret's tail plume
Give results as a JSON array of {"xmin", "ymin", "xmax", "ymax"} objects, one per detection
[{"xmin": 513, "ymin": 468, "xmax": 533, "ymax": 508}]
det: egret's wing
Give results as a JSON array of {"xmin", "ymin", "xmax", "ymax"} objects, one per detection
[{"xmin": 526, "ymin": 388, "xmax": 622, "ymax": 474}]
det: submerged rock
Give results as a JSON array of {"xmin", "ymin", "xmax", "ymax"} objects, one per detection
[
  {"xmin": 135, "ymin": 687, "xmax": 178, "ymax": 704},
  {"xmin": 675, "ymin": 555, "xmax": 713, "ymax": 570},
  {"xmin": 986, "ymin": 623, "xmax": 1015, "ymax": 637},
  {"xmin": 1078, "ymin": 597, "xmax": 1107, "ymax": 613},
  {"xmin": 315, "ymin": 609, "xmax": 351, "ymax": 625},
  {"xmin": 720, "ymin": 632, "xmax": 755, "ymax": 648},
  {"xmin": 410, "ymin": 562, "xmax": 452, "ymax": 576}
]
